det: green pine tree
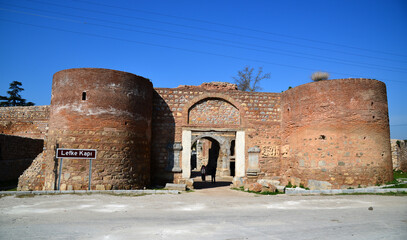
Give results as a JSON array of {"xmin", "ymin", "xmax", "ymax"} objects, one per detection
[{"xmin": 0, "ymin": 81, "xmax": 35, "ymax": 107}]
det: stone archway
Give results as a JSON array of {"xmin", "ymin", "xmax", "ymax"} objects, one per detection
[
  {"xmin": 192, "ymin": 133, "xmax": 230, "ymax": 177},
  {"xmin": 182, "ymin": 130, "xmax": 245, "ymax": 179},
  {"xmin": 181, "ymin": 94, "xmax": 246, "ymax": 180}
]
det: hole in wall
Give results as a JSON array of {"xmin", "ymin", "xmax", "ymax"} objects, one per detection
[
  {"xmin": 371, "ymin": 102, "xmax": 374, "ymax": 106},
  {"xmin": 82, "ymin": 92, "xmax": 87, "ymax": 101},
  {"xmin": 319, "ymin": 135, "xmax": 326, "ymax": 140},
  {"xmin": 372, "ymin": 116, "xmax": 375, "ymax": 119},
  {"xmin": 124, "ymin": 121, "xmax": 128, "ymax": 125}
]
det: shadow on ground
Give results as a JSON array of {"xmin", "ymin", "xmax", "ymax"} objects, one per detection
[{"xmin": 193, "ymin": 181, "xmax": 232, "ymax": 189}]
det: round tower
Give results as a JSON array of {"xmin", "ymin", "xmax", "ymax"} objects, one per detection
[
  {"xmin": 44, "ymin": 68, "xmax": 153, "ymax": 190},
  {"xmin": 281, "ymin": 78, "xmax": 392, "ymax": 188}
]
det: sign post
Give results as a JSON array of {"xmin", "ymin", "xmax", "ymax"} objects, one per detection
[
  {"xmin": 57, "ymin": 158, "xmax": 63, "ymax": 191},
  {"xmin": 56, "ymin": 149, "xmax": 97, "ymax": 191}
]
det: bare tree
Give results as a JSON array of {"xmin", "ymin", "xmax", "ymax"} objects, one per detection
[
  {"xmin": 311, "ymin": 71, "xmax": 330, "ymax": 82},
  {"xmin": 233, "ymin": 66, "xmax": 270, "ymax": 92}
]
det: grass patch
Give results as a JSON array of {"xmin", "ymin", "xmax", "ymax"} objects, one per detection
[
  {"xmin": 384, "ymin": 170, "xmax": 407, "ymax": 188},
  {"xmin": 15, "ymin": 194, "xmax": 36, "ymax": 198},
  {"xmin": 393, "ymin": 170, "xmax": 407, "ymax": 179}
]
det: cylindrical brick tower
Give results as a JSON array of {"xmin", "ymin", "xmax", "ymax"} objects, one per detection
[
  {"xmin": 281, "ymin": 79, "xmax": 392, "ymax": 188},
  {"xmin": 42, "ymin": 68, "xmax": 153, "ymax": 190}
]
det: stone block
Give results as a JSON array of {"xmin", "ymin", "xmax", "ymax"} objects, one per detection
[
  {"xmin": 72, "ymin": 176, "xmax": 82, "ymax": 181},
  {"xmin": 276, "ymin": 185, "xmax": 286, "ymax": 192},
  {"xmin": 290, "ymin": 177, "xmax": 301, "ymax": 187},
  {"xmin": 345, "ymin": 177, "xmax": 354, "ymax": 184},
  {"xmin": 257, "ymin": 179, "xmax": 280, "ymax": 187},
  {"xmin": 96, "ymin": 185, "xmax": 105, "ymax": 190},
  {"xmin": 307, "ymin": 180, "xmax": 332, "ymax": 190},
  {"xmin": 248, "ymin": 182, "xmax": 263, "ymax": 192},
  {"xmin": 63, "ymin": 173, "xmax": 70, "ymax": 180},
  {"xmin": 165, "ymin": 183, "xmax": 187, "ymax": 191}
]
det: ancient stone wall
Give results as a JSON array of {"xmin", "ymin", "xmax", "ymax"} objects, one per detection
[
  {"xmin": 18, "ymin": 68, "xmax": 153, "ymax": 191},
  {"xmin": 151, "ymin": 83, "xmax": 282, "ymax": 185},
  {"xmin": 10, "ymin": 69, "xmax": 393, "ymax": 190},
  {"xmin": 391, "ymin": 139, "xmax": 407, "ymax": 172},
  {"xmin": 281, "ymin": 79, "xmax": 392, "ymax": 188},
  {"xmin": 0, "ymin": 134, "xmax": 43, "ymax": 182},
  {"xmin": 189, "ymin": 98, "xmax": 240, "ymax": 125},
  {"xmin": 0, "ymin": 105, "xmax": 50, "ymax": 139}
]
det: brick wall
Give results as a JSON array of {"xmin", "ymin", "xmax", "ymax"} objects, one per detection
[
  {"xmin": 18, "ymin": 68, "xmax": 153, "ymax": 191},
  {"xmin": 281, "ymin": 79, "xmax": 392, "ymax": 188},
  {"xmin": 6, "ymin": 70, "xmax": 393, "ymax": 190},
  {"xmin": 0, "ymin": 105, "xmax": 50, "ymax": 139},
  {"xmin": 189, "ymin": 98, "xmax": 240, "ymax": 125},
  {"xmin": 0, "ymin": 134, "xmax": 43, "ymax": 182},
  {"xmin": 151, "ymin": 83, "xmax": 282, "ymax": 185}
]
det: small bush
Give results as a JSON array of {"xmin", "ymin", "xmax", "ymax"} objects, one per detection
[{"xmin": 311, "ymin": 72, "xmax": 330, "ymax": 81}]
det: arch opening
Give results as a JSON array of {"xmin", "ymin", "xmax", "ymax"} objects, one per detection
[{"xmin": 190, "ymin": 134, "xmax": 235, "ymax": 189}]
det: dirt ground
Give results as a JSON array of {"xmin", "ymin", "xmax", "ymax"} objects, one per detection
[{"xmin": 1, "ymin": 186, "xmax": 407, "ymax": 240}]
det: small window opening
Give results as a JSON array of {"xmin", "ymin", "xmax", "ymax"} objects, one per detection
[
  {"xmin": 372, "ymin": 116, "xmax": 375, "ymax": 119},
  {"xmin": 82, "ymin": 92, "xmax": 87, "ymax": 100},
  {"xmin": 319, "ymin": 135, "xmax": 326, "ymax": 140},
  {"xmin": 371, "ymin": 102, "xmax": 374, "ymax": 106}
]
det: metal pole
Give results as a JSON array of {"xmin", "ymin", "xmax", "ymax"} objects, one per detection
[
  {"xmin": 88, "ymin": 159, "xmax": 92, "ymax": 191},
  {"xmin": 57, "ymin": 158, "xmax": 63, "ymax": 191}
]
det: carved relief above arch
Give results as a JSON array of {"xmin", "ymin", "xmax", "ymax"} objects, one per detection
[{"xmin": 182, "ymin": 93, "xmax": 246, "ymax": 127}]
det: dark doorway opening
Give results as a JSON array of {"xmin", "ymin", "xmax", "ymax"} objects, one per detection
[
  {"xmin": 230, "ymin": 161, "xmax": 235, "ymax": 177},
  {"xmin": 191, "ymin": 137, "xmax": 231, "ymax": 189}
]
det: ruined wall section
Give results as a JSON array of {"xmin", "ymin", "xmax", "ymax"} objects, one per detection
[
  {"xmin": 19, "ymin": 68, "xmax": 153, "ymax": 191},
  {"xmin": 281, "ymin": 79, "xmax": 392, "ymax": 188},
  {"xmin": 391, "ymin": 139, "xmax": 407, "ymax": 172},
  {"xmin": 0, "ymin": 105, "xmax": 50, "ymax": 139},
  {"xmin": 151, "ymin": 83, "xmax": 282, "ymax": 185}
]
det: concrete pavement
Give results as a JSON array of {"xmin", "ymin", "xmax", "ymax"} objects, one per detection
[{"xmin": 1, "ymin": 186, "xmax": 406, "ymax": 240}]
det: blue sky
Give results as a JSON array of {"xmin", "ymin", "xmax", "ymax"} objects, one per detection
[{"xmin": 1, "ymin": 0, "xmax": 406, "ymax": 139}]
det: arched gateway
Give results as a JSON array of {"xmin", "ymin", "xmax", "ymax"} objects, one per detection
[{"xmin": 181, "ymin": 94, "xmax": 246, "ymax": 180}]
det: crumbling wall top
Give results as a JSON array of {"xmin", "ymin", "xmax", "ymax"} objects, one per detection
[{"xmin": 177, "ymin": 82, "xmax": 238, "ymax": 91}]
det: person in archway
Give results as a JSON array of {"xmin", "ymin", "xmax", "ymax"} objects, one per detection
[
  {"xmin": 200, "ymin": 165, "xmax": 206, "ymax": 182},
  {"xmin": 210, "ymin": 165, "xmax": 216, "ymax": 183}
]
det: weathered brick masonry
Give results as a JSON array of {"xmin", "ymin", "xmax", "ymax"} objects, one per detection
[
  {"xmin": 18, "ymin": 68, "xmax": 153, "ymax": 190},
  {"xmin": 0, "ymin": 68, "xmax": 393, "ymax": 190},
  {"xmin": 281, "ymin": 79, "xmax": 392, "ymax": 188},
  {"xmin": 0, "ymin": 105, "xmax": 49, "ymax": 139}
]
